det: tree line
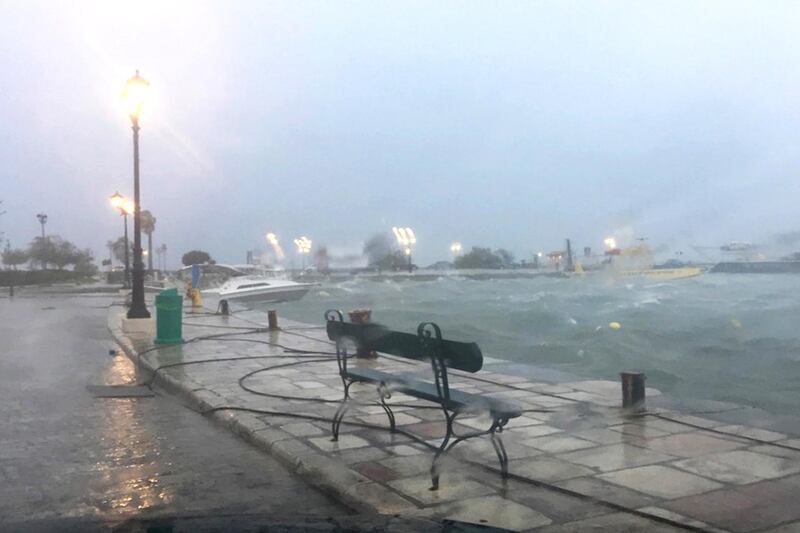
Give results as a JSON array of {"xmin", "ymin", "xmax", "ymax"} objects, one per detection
[{"xmin": 2, "ymin": 236, "xmax": 97, "ymax": 274}]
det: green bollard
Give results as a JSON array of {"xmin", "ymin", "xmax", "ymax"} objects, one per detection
[{"xmin": 154, "ymin": 288, "xmax": 184, "ymax": 344}]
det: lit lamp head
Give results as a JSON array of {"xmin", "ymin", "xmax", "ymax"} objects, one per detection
[
  {"xmin": 109, "ymin": 191, "xmax": 124, "ymax": 210},
  {"xmin": 122, "ymin": 200, "xmax": 135, "ymax": 215},
  {"xmin": 121, "ymin": 70, "xmax": 150, "ymax": 123},
  {"xmin": 450, "ymin": 242, "xmax": 462, "ymax": 254}
]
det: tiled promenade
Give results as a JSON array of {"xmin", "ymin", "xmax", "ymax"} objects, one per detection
[{"xmin": 111, "ymin": 308, "xmax": 800, "ymax": 532}]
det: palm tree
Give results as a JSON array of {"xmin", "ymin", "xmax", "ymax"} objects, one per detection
[{"xmin": 141, "ymin": 210, "xmax": 156, "ymax": 274}]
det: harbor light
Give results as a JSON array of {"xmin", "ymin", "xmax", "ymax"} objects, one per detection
[
  {"xmin": 266, "ymin": 232, "xmax": 285, "ymax": 260},
  {"xmin": 450, "ymin": 242, "xmax": 463, "ymax": 254},
  {"xmin": 604, "ymin": 237, "xmax": 617, "ymax": 250},
  {"xmin": 293, "ymin": 236, "xmax": 312, "ymax": 254},
  {"xmin": 293, "ymin": 236, "xmax": 312, "ymax": 270},
  {"xmin": 392, "ymin": 226, "xmax": 416, "ymax": 273}
]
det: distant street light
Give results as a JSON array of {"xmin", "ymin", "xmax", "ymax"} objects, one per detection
[
  {"xmin": 121, "ymin": 70, "xmax": 151, "ymax": 319},
  {"xmin": 266, "ymin": 232, "xmax": 285, "ymax": 260},
  {"xmin": 35, "ymin": 213, "xmax": 48, "ymax": 269},
  {"xmin": 109, "ymin": 191, "xmax": 132, "ymax": 288},
  {"xmin": 293, "ymin": 236, "xmax": 312, "ymax": 270},
  {"xmin": 392, "ymin": 227, "xmax": 416, "ymax": 273},
  {"xmin": 36, "ymin": 213, "xmax": 48, "ymax": 239},
  {"xmin": 450, "ymin": 242, "xmax": 462, "ymax": 255}
]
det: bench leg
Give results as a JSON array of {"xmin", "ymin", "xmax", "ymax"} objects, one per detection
[
  {"xmin": 429, "ymin": 412, "xmax": 456, "ymax": 491},
  {"xmin": 379, "ymin": 392, "xmax": 396, "ymax": 433},
  {"xmin": 491, "ymin": 429, "xmax": 509, "ymax": 479},
  {"xmin": 331, "ymin": 381, "xmax": 353, "ymax": 442}
]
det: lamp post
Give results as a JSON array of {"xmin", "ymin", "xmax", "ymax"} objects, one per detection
[
  {"xmin": 36, "ymin": 213, "xmax": 47, "ymax": 239},
  {"xmin": 122, "ymin": 70, "xmax": 151, "ymax": 319},
  {"xmin": 293, "ymin": 236, "xmax": 312, "ymax": 271},
  {"xmin": 109, "ymin": 192, "xmax": 133, "ymax": 289},
  {"xmin": 392, "ymin": 227, "xmax": 416, "ymax": 273},
  {"xmin": 35, "ymin": 213, "xmax": 48, "ymax": 269}
]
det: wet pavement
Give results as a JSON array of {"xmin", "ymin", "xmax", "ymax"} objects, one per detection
[
  {"xmin": 0, "ymin": 293, "xmax": 350, "ymax": 530},
  {"xmin": 109, "ymin": 305, "xmax": 800, "ymax": 532}
]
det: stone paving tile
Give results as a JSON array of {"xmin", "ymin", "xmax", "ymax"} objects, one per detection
[
  {"xmin": 662, "ymin": 413, "xmax": 727, "ymax": 429},
  {"xmin": 609, "ymin": 421, "xmax": 672, "ymax": 439},
  {"xmin": 510, "ymin": 424, "xmax": 563, "ymax": 439},
  {"xmin": 484, "ymin": 478, "xmax": 609, "ymax": 524},
  {"xmin": 353, "ymin": 461, "xmax": 399, "ymax": 483},
  {"xmin": 640, "ymin": 432, "xmax": 746, "ymax": 458},
  {"xmin": 281, "ymin": 421, "xmax": 326, "ymax": 437},
  {"xmin": 357, "ymin": 412, "xmax": 422, "ymax": 427},
  {"xmin": 456, "ymin": 437, "xmax": 542, "ymax": 461},
  {"xmin": 308, "ymin": 434, "xmax": 370, "ymax": 452},
  {"xmin": 509, "ymin": 456, "xmax": 596, "ymax": 482},
  {"xmin": 560, "ymin": 443, "xmax": 675, "ymax": 472},
  {"xmin": 333, "ymin": 447, "xmax": 390, "ymax": 465},
  {"xmin": 387, "ymin": 473, "xmax": 494, "ymax": 505},
  {"xmin": 554, "ymin": 476, "xmax": 659, "ymax": 509},
  {"xmin": 673, "ymin": 449, "xmax": 800, "ymax": 484},
  {"xmin": 632, "ymin": 417, "xmax": 697, "ymax": 435},
  {"xmin": 427, "ymin": 494, "xmax": 553, "ymax": 530},
  {"xmin": 385, "ymin": 444, "xmax": 428, "ymax": 456},
  {"xmin": 380, "ymin": 454, "xmax": 434, "ymax": 477},
  {"xmin": 598, "ymin": 465, "xmax": 723, "ymax": 499},
  {"xmin": 521, "ymin": 435, "xmax": 597, "ymax": 454},
  {"xmin": 750, "ymin": 443, "xmax": 800, "ymax": 461},
  {"xmin": 571, "ymin": 427, "xmax": 644, "ymax": 446},
  {"xmin": 536, "ymin": 511, "xmax": 687, "ymax": 532},
  {"xmin": 636, "ymin": 506, "xmax": 723, "ymax": 531},
  {"xmin": 716, "ymin": 424, "xmax": 787, "ymax": 442},
  {"xmin": 664, "ymin": 475, "xmax": 800, "ymax": 532}
]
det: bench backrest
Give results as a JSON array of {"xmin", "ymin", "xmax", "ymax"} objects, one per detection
[{"xmin": 325, "ymin": 310, "xmax": 483, "ymax": 401}]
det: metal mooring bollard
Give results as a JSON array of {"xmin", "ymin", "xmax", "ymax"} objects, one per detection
[
  {"xmin": 218, "ymin": 299, "xmax": 230, "ymax": 316},
  {"xmin": 620, "ymin": 371, "xmax": 646, "ymax": 411},
  {"xmin": 349, "ymin": 308, "xmax": 377, "ymax": 359},
  {"xmin": 268, "ymin": 309, "xmax": 279, "ymax": 330}
]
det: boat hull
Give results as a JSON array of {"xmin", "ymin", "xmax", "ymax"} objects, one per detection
[
  {"xmin": 218, "ymin": 285, "xmax": 311, "ymax": 304},
  {"xmin": 616, "ymin": 267, "xmax": 705, "ymax": 280}
]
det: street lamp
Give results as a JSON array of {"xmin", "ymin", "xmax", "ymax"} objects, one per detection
[
  {"xmin": 392, "ymin": 226, "xmax": 416, "ymax": 273},
  {"xmin": 122, "ymin": 70, "xmax": 151, "ymax": 319},
  {"xmin": 36, "ymin": 213, "xmax": 48, "ymax": 239},
  {"xmin": 35, "ymin": 213, "xmax": 48, "ymax": 269},
  {"xmin": 293, "ymin": 236, "xmax": 312, "ymax": 270},
  {"xmin": 450, "ymin": 242, "xmax": 462, "ymax": 255},
  {"xmin": 109, "ymin": 192, "xmax": 133, "ymax": 288}
]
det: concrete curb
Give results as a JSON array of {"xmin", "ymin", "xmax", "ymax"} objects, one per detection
[{"xmin": 107, "ymin": 310, "xmax": 417, "ymax": 516}]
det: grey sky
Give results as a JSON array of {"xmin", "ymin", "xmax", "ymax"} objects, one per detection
[{"xmin": 2, "ymin": 1, "xmax": 799, "ymax": 266}]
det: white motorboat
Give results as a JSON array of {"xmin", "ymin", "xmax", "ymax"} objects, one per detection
[{"xmin": 204, "ymin": 276, "xmax": 314, "ymax": 305}]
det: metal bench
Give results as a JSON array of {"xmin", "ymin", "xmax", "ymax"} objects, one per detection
[{"xmin": 325, "ymin": 309, "xmax": 522, "ymax": 490}]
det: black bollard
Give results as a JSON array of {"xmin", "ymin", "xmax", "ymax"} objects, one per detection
[
  {"xmin": 620, "ymin": 371, "xmax": 646, "ymax": 411},
  {"xmin": 268, "ymin": 309, "xmax": 279, "ymax": 330},
  {"xmin": 219, "ymin": 299, "xmax": 230, "ymax": 316}
]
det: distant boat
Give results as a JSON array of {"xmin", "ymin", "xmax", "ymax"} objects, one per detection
[
  {"xmin": 204, "ymin": 276, "xmax": 314, "ymax": 304},
  {"xmin": 605, "ymin": 244, "xmax": 705, "ymax": 280}
]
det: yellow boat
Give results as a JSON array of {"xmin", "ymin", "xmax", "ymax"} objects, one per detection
[
  {"xmin": 607, "ymin": 244, "xmax": 705, "ymax": 280},
  {"xmin": 615, "ymin": 267, "xmax": 705, "ymax": 280}
]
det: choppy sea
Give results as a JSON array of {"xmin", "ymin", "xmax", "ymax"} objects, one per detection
[{"xmin": 271, "ymin": 273, "xmax": 800, "ymax": 419}]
